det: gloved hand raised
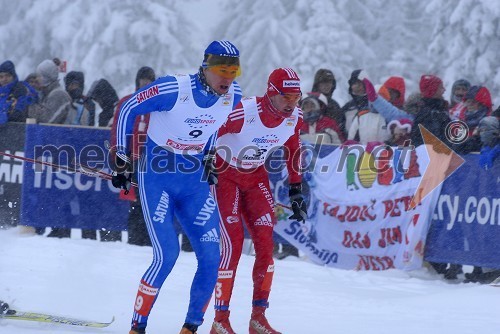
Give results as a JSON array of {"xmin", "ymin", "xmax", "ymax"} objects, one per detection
[
  {"xmin": 363, "ymin": 78, "xmax": 377, "ymax": 102},
  {"xmin": 111, "ymin": 155, "xmax": 132, "ymax": 194},
  {"xmin": 288, "ymin": 183, "xmax": 307, "ymax": 222},
  {"xmin": 202, "ymin": 149, "xmax": 218, "ymax": 185}
]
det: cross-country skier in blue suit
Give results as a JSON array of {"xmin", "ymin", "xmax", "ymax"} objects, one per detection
[{"xmin": 112, "ymin": 40, "xmax": 242, "ymax": 334}]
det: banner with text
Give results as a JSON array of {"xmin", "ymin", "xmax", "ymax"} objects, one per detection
[
  {"xmin": 21, "ymin": 124, "xmax": 129, "ymax": 230},
  {"xmin": 424, "ymin": 154, "xmax": 500, "ymax": 268},
  {"xmin": 0, "ymin": 122, "xmax": 26, "ymax": 227},
  {"xmin": 273, "ymin": 145, "xmax": 442, "ymax": 270}
]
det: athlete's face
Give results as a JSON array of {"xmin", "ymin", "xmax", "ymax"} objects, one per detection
[
  {"xmin": 269, "ymin": 93, "xmax": 301, "ymax": 117},
  {"xmin": 204, "ymin": 68, "xmax": 234, "ymax": 95}
]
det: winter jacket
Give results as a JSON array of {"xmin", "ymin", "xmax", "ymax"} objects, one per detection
[
  {"xmin": 300, "ymin": 115, "xmax": 345, "ymax": 145},
  {"xmin": 28, "ymin": 81, "xmax": 73, "ymax": 124},
  {"xmin": 370, "ymin": 77, "xmax": 414, "ymax": 123},
  {"xmin": 347, "ymin": 109, "xmax": 389, "ymax": 144},
  {"xmin": 87, "ymin": 79, "xmax": 119, "ymax": 127},
  {"xmin": 378, "ymin": 76, "xmax": 405, "ymax": 108},
  {"xmin": 410, "ymin": 98, "xmax": 450, "ymax": 147},
  {"xmin": 0, "ymin": 79, "xmax": 38, "ymax": 124},
  {"xmin": 311, "ymin": 69, "xmax": 343, "ymax": 129},
  {"xmin": 372, "ymin": 95, "xmax": 415, "ymax": 123}
]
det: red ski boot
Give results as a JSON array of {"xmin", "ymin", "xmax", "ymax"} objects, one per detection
[
  {"xmin": 210, "ymin": 310, "xmax": 237, "ymax": 334},
  {"xmin": 249, "ymin": 306, "xmax": 281, "ymax": 334}
]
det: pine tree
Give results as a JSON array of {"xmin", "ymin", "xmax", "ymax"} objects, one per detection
[{"xmin": 427, "ymin": 0, "xmax": 500, "ymax": 101}]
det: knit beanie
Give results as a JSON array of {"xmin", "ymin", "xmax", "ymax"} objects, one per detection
[
  {"xmin": 388, "ymin": 118, "xmax": 413, "ymax": 133},
  {"xmin": 419, "ymin": 75, "xmax": 442, "ymax": 98},
  {"xmin": 0, "ymin": 60, "xmax": 16, "ymax": 78},
  {"xmin": 267, "ymin": 67, "xmax": 301, "ymax": 97},
  {"xmin": 202, "ymin": 40, "xmax": 240, "ymax": 67},
  {"xmin": 36, "ymin": 59, "xmax": 59, "ymax": 87}
]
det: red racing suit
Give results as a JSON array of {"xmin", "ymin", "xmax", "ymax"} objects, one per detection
[{"xmin": 213, "ymin": 95, "xmax": 302, "ymax": 310}]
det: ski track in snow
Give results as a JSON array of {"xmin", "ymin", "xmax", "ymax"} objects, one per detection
[{"xmin": 1, "ymin": 228, "xmax": 499, "ymax": 334}]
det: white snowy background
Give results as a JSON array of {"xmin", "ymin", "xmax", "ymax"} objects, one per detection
[
  {"xmin": 1, "ymin": 229, "xmax": 500, "ymax": 334},
  {"xmin": 1, "ymin": 1, "xmax": 500, "ymax": 333}
]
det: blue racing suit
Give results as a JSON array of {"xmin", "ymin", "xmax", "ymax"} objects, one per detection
[{"xmin": 116, "ymin": 73, "xmax": 242, "ymax": 329}]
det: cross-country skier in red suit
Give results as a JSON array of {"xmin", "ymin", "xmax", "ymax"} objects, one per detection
[{"xmin": 209, "ymin": 68, "xmax": 308, "ymax": 334}]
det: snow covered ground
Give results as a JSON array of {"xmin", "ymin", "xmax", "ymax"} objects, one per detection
[{"xmin": 1, "ymin": 228, "xmax": 499, "ymax": 334}]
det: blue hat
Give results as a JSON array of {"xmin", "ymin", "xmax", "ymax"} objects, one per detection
[
  {"xmin": 204, "ymin": 40, "xmax": 239, "ymax": 57},
  {"xmin": 0, "ymin": 60, "xmax": 17, "ymax": 78},
  {"xmin": 202, "ymin": 40, "xmax": 240, "ymax": 67}
]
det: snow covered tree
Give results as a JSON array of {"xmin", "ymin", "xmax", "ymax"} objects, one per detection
[
  {"xmin": 0, "ymin": 0, "xmax": 198, "ymax": 96},
  {"xmin": 213, "ymin": 0, "xmax": 303, "ymax": 96},
  {"xmin": 293, "ymin": 0, "xmax": 376, "ymax": 104},
  {"xmin": 427, "ymin": 0, "xmax": 500, "ymax": 104}
]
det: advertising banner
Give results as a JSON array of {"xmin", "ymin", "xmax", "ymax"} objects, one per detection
[
  {"xmin": 21, "ymin": 124, "xmax": 129, "ymax": 230},
  {"xmin": 0, "ymin": 122, "xmax": 26, "ymax": 227},
  {"xmin": 425, "ymin": 154, "xmax": 500, "ymax": 268},
  {"xmin": 273, "ymin": 145, "xmax": 442, "ymax": 270}
]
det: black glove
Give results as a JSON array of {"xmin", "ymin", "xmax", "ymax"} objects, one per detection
[
  {"xmin": 112, "ymin": 155, "xmax": 132, "ymax": 194},
  {"xmin": 289, "ymin": 183, "xmax": 307, "ymax": 222},
  {"xmin": 0, "ymin": 300, "xmax": 9, "ymax": 315},
  {"xmin": 202, "ymin": 149, "xmax": 218, "ymax": 185}
]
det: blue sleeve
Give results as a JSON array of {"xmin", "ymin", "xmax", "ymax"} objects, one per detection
[
  {"xmin": 232, "ymin": 81, "xmax": 242, "ymax": 108},
  {"xmin": 371, "ymin": 96, "xmax": 415, "ymax": 122},
  {"xmin": 116, "ymin": 76, "xmax": 179, "ymax": 162}
]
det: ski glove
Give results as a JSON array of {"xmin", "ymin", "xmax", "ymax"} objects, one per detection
[
  {"xmin": 289, "ymin": 183, "xmax": 307, "ymax": 222},
  {"xmin": 111, "ymin": 155, "xmax": 132, "ymax": 194},
  {"xmin": 0, "ymin": 300, "xmax": 9, "ymax": 315},
  {"xmin": 202, "ymin": 149, "xmax": 218, "ymax": 185}
]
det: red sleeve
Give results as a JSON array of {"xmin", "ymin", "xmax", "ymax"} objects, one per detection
[
  {"xmin": 284, "ymin": 117, "xmax": 303, "ymax": 185},
  {"xmin": 110, "ymin": 95, "xmax": 133, "ymax": 148},
  {"xmin": 217, "ymin": 101, "xmax": 244, "ymax": 138}
]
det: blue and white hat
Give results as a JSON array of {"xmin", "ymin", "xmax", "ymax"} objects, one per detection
[{"xmin": 202, "ymin": 40, "xmax": 240, "ymax": 67}]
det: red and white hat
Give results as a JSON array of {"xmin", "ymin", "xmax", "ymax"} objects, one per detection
[
  {"xmin": 267, "ymin": 68, "xmax": 301, "ymax": 97},
  {"xmin": 388, "ymin": 118, "xmax": 413, "ymax": 133}
]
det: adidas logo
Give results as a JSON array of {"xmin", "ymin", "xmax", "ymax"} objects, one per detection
[
  {"xmin": 254, "ymin": 213, "xmax": 274, "ymax": 227},
  {"xmin": 200, "ymin": 228, "xmax": 220, "ymax": 242}
]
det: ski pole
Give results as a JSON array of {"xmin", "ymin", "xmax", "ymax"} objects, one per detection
[
  {"xmin": 0, "ymin": 151, "xmax": 137, "ymax": 187},
  {"xmin": 276, "ymin": 203, "xmax": 292, "ymax": 210}
]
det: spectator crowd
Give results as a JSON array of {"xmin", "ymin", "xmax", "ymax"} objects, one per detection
[{"xmin": 1, "ymin": 58, "xmax": 499, "ymax": 283}]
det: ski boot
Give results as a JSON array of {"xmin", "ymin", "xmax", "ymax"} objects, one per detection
[
  {"xmin": 129, "ymin": 327, "xmax": 146, "ymax": 334},
  {"xmin": 210, "ymin": 310, "xmax": 237, "ymax": 334},
  {"xmin": 179, "ymin": 322, "xmax": 198, "ymax": 334},
  {"xmin": 249, "ymin": 306, "xmax": 281, "ymax": 334}
]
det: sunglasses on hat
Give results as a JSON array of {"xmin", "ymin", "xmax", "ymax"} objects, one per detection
[{"xmin": 269, "ymin": 82, "xmax": 302, "ymax": 104}]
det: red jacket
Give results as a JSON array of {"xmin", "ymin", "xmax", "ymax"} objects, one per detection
[{"xmin": 216, "ymin": 96, "xmax": 303, "ymax": 184}]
